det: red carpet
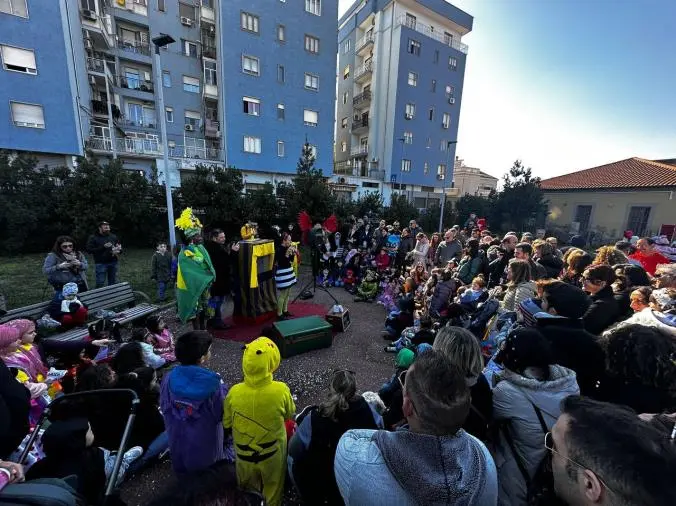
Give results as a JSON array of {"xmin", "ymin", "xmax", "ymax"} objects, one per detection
[{"xmin": 210, "ymin": 302, "xmax": 329, "ymax": 343}]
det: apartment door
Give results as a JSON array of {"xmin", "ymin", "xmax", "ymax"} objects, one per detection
[
  {"xmin": 574, "ymin": 205, "xmax": 592, "ymax": 234},
  {"xmin": 626, "ymin": 206, "xmax": 651, "ymax": 236}
]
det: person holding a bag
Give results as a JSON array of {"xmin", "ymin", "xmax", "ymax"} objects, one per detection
[
  {"xmin": 43, "ymin": 236, "xmax": 89, "ymax": 293},
  {"xmin": 492, "ymin": 327, "xmax": 579, "ymax": 505}
]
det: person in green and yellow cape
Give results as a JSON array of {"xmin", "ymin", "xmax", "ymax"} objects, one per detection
[{"xmin": 175, "ymin": 208, "xmax": 216, "ymax": 330}]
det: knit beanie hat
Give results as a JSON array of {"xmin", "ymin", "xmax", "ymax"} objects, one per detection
[
  {"xmin": 0, "ymin": 325, "xmax": 21, "ymax": 350},
  {"xmin": 395, "ymin": 348, "xmax": 415, "ymax": 369},
  {"xmin": 62, "ymin": 282, "xmax": 79, "ymax": 298},
  {"xmin": 5, "ymin": 319, "xmax": 35, "ymax": 338},
  {"xmin": 517, "ymin": 298, "xmax": 542, "ymax": 327},
  {"xmin": 416, "ymin": 343, "xmax": 433, "ymax": 355}
]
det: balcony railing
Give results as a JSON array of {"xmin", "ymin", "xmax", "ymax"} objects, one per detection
[
  {"xmin": 169, "ymin": 145, "xmax": 222, "ymax": 161},
  {"xmin": 395, "ymin": 14, "xmax": 469, "ymax": 54},
  {"xmin": 333, "ymin": 162, "xmax": 383, "ymax": 179},
  {"xmin": 350, "ymin": 145, "xmax": 368, "ymax": 156},
  {"xmin": 116, "ymin": 117, "xmax": 158, "ymax": 129},
  {"xmin": 352, "ymin": 90, "xmax": 371, "ymax": 108},
  {"xmin": 351, "ymin": 117, "xmax": 369, "ymax": 131},
  {"xmin": 86, "ymin": 136, "xmax": 162, "ymax": 156},
  {"xmin": 354, "ymin": 60, "xmax": 374, "ymax": 81},
  {"xmin": 355, "ymin": 31, "xmax": 374, "ymax": 53},
  {"xmin": 90, "ymin": 100, "xmax": 121, "ymax": 119},
  {"xmin": 117, "ymin": 39, "xmax": 151, "ymax": 57},
  {"xmin": 117, "ymin": 75, "xmax": 154, "ymax": 93}
]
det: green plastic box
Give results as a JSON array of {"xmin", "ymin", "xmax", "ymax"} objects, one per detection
[{"xmin": 272, "ymin": 316, "xmax": 333, "ymax": 358}]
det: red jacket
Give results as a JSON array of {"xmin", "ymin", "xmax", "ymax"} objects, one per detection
[
  {"xmin": 376, "ymin": 252, "xmax": 390, "ymax": 271},
  {"xmin": 629, "ymin": 251, "xmax": 669, "ymax": 276}
]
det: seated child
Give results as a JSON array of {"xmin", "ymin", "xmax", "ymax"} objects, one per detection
[
  {"xmin": 161, "ymin": 331, "xmax": 231, "ymax": 475},
  {"xmin": 223, "ymin": 337, "xmax": 295, "ymax": 506},
  {"xmin": 48, "ymin": 283, "xmax": 89, "ymax": 328},
  {"xmin": 0, "ymin": 324, "xmax": 47, "ymax": 400},
  {"xmin": 129, "ymin": 329, "xmax": 166, "ymax": 370},
  {"xmin": 429, "ymin": 270, "xmax": 457, "ymax": 317},
  {"xmin": 26, "ymin": 418, "xmax": 142, "ymax": 504},
  {"xmin": 456, "ymin": 275, "xmax": 488, "ymax": 311},
  {"xmin": 381, "ymin": 293, "xmax": 414, "ymax": 340},
  {"xmin": 144, "ymin": 315, "xmax": 176, "ymax": 362},
  {"xmin": 354, "ymin": 270, "xmax": 378, "ymax": 302},
  {"xmin": 41, "ymin": 318, "xmax": 119, "ymax": 368},
  {"xmin": 385, "ymin": 315, "xmax": 435, "ymax": 352},
  {"xmin": 375, "ymin": 248, "xmax": 391, "ymax": 272}
]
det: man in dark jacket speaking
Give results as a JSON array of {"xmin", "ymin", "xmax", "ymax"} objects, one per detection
[
  {"xmin": 86, "ymin": 221, "xmax": 122, "ymax": 288},
  {"xmin": 204, "ymin": 228, "xmax": 232, "ymax": 329}
]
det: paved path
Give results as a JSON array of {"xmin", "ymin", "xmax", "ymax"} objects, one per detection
[{"xmin": 120, "ymin": 269, "xmax": 394, "ymax": 504}]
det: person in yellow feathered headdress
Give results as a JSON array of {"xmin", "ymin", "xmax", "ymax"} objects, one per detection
[
  {"xmin": 175, "ymin": 208, "xmax": 215, "ymax": 329},
  {"xmin": 223, "ymin": 337, "xmax": 295, "ymax": 506}
]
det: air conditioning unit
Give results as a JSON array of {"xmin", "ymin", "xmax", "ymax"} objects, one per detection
[
  {"xmin": 81, "ymin": 9, "xmax": 96, "ymax": 20},
  {"xmin": 185, "ymin": 124, "xmax": 195, "ymax": 131},
  {"xmin": 180, "ymin": 16, "xmax": 193, "ymax": 26},
  {"xmin": 84, "ymin": 39, "xmax": 93, "ymax": 50},
  {"xmin": 448, "ymin": 97, "xmax": 456, "ymax": 105}
]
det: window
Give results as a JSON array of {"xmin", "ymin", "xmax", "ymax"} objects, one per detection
[
  {"xmin": 342, "ymin": 92, "xmax": 348, "ymax": 104},
  {"xmin": 303, "ymin": 109, "xmax": 318, "ymax": 127},
  {"xmin": 343, "ymin": 65, "xmax": 350, "ymax": 80},
  {"xmin": 1, "ymin": 45, "xmax": 36, "ymax": 74},
  {"xmin": 277, "ymin": 141, "xmax": 285, "ymax": 157},
  {"xmin": 431, "ymin": 79, "xmax": 436, "ymax": 92},
  {"xmin": 0, "ymin": 0, "xmax": 27, "ymax": 17},
  {"xmin": 426, "ymin": 137, "xmax": 432, "ymax": 148},
  {"xmin": 162, "ymin": 71, "xmax": 171, "ymax": 87},
  {"xmin": 243, "ymin": 136, "xmax": 261, "ymax": 153},
  {"xmin": 442, "ymin": 113, "xmax": 450, "ymax": 129},
  {"xmin": 124, "ymin": 68, "xmax": 141, "ymax": 89},
  {"xmin": 341, "ymin": 141, "xmax": 347, "ymax": 152},
  {"xmin": 407, "ymin": 39, "xmax": 421, "ymax": 55},
  {"xmin": 423, "ymin": 162, "xmax": 429, "ymax": 174},
  {"xmin": 242, "ymin": 55, "xmax": 260, "ymax": 76},
  {"xmin": 241, "ymin": 11, "xmax": 259, "ymax": 33},
  {"xmin": 204, "ymin": 60, "xmax": 217, "ymax": 85},
  {"xmin": 277, "ymin": 103, "xmax": 285, "ymax": 120},
  {"xmin": 404, "ymin": 131, "xmax": 413, "ymax": 144},
  {"xmin": 277, "ymin": 25, "xmax": 285, "ymax": 42},
  {"xmin": 183, "ymin": 40, "xmax": 198, "ymax": 57},
  {"xmin": 343, "ymin": 40, "xmax": 351, "ymax": 54},
  {"xmin": 277, "ymin": 65, "xmax": 285, "ymax": 83},
  {"xmin": 405, "ymin": 103, "xmax": 415, "ymax": 119},
  {"xmin": 437, "ymin": 164, "xmax": 446, "ymax": 177},
  {"xmin": 429, "ymin": 108, "xmax": 434, "ymax": 121},
  {"xmin": 449, "ymin": 56, "xmax": 458, "ymax": 70},
  {"xmin": 574, "ymin": 205, "xmax": 592, "ymax": 233},
  {"xmin": 305, "ymin": 35, "xmax": 320, "ymax": 54},
  {"xmin": 182, "ymin": 75, "xmax": 200, "ymax": 93},
  {"xmin": 179, "ymin": 3, "xmax": 194, "ymax": 20},
  {"xmin": 440, "ymin": 140, "xmax": 450, "ymax": 151},
  {"xmin": 341, "ymin": 117, "xmax": 347, "ymax": 128},
  {"xmin": 401, "ymin": 159, "xmax": 411, "ymax": 172},
  {"xmin": 627, "ymin": 206, "xmax": 651, "ymax": 236},
  {"xmin": 184, "ymin": 110, "xmax": 201, "ymax": 129},
  {"xmin": 158, "ymin": 0, "xmax": 165, "ymax": 11},
  {"xmin": 405, "ymin": 13, "xmax": 416, "ymax": 29},
  {"xmin": 407, "ymin": 71, "xmax": 417, "ymax": 86},
  {"xmin": 243, "ymin": 96, "xmax": 260, "ymax": 116},
  {"xmin": 10, "ymin": 101, "xmax": 43, "ymax": 128},
  {"xmin": 305, "ymin": 0, "xmax": 321, "ymax": 16},
  {"xmin": 165, "ymin": 107, "xmax": 173, "ymax": 122},
  {"xmin": 304, "ymin": 72, "xmax": 318, "ymax": 90},
  {"xmin": 444, "ymin": 32, "xmax": 453, "ymax": 45}
]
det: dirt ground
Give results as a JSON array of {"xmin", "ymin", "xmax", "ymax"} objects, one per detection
[{"xmin": 119, "ymin": 268, "xmax": 395, "ymax": 505}]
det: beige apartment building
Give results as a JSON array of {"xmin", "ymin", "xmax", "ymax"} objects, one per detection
[{"xmin": 452, "ymin": 157, "xmax": 499, "ymax": 197}]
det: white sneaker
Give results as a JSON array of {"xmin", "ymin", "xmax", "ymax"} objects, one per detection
[{"xmin": 122, "ymin": 446, "xmax": 144, "ymax": 467}]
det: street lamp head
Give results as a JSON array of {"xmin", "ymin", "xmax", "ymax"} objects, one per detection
[{"xmin": 152, "ymin": 34, "xmax": 175, "ymax": 47}]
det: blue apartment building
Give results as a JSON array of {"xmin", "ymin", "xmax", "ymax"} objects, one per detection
[{"xmin": 334, "ymin": 0, "xmax": 473, "ymax": 207}]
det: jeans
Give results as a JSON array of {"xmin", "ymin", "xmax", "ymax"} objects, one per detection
[
  {"xmin": 157, "ymin": 281, "xmax": 167, "ymax": 301},
  {"xmin": 127, "ymin": 431, "xmax": 169, "ymax": 474},
  {"xmin": 208, "ymin": 295, "xmax": 225, "ymax": 319},
  {"xmin": 95, "ymin": 262, "xmax": 118, "ymax": 288}
]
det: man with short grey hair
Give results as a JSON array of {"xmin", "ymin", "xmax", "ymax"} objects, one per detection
[
  {"xmin": 334, "ymin": 350, "xmax": 497, "ymax": 505},
  {"xmin": 434, "ymin": 228, "xmax": 462, "ymax": 267}
]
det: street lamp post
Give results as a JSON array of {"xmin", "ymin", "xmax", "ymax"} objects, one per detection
[
  {"xmin": 438, "ymin": 140, "xmax": 458, "ymax": 233},
  {"xmin": 152, "ymin": 33, "xmax": 177, "ymax": 248}
]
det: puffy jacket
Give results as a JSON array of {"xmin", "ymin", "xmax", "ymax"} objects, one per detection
[
  {"xmin": 492, "ymin": 365, "xmax": 579, "ymax": 506},
  {"xmin": 456, "ymin": 253, "xmax": 484, "ymax": 284},
  {"xmin": 583, "ymin": 286, "xmax": 621, "ymax": 335},
  {"xmin": 603, "ymin": 307, "xmax": 676, "ymax": 338},
  {"xmin": 536, "ymin": 253, "xmax": 563, "ymax": 279},
  {"xmin": 429, "ymin": 279, "xmax": 455, "ymax": 313},
  {"xmin": 43, "ymin": 251, "xmax": 88, "ymax": 288},
  {"xmin": 501, "ymin": 281, "xmax": 537, "ymax": 312}
]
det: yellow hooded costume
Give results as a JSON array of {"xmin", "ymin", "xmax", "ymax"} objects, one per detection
[{"xmin": 223, "ymin": 337, "xmax": 295, "ymax": 506}]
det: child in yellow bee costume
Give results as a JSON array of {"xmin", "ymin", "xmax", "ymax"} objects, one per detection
[{"xmin": 223, "ymin": 337, "xmax": 295, "ymax": 506}]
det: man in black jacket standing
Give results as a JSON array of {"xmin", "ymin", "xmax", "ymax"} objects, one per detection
[
  {"xmin": 204, "ymin": 229, "xmax": 232, "ymax": 329},
  {"xmin": 86, "ymin": 221, "xmax": 122, "ymax": 288}
]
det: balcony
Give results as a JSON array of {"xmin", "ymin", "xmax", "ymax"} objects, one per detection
[
  {"xmin": 86, "ymin": 136, "xmax": 162, "ymax": 158},
  {"xmin": 81, "ymin": 10, "xmax": 114, "ymax": 49},
  {"xmin": 352, "ymin": 90, "xmax": 371, "ymax": 110},
  {"xmin": 201, "ymin": 44, "xmax": 217, "ymax": 59},
  {"xmin": 91, "ymin": 100, "xmax": 121, "ymax": 120},
  {"xmin": 351, "ymin": 116, "xmax": 369, "ymax": 134},
  {"xmin": 169, "ymin": 145, "xmax": 223, "ymax": 164},
  {"xmin": 395, "ymin": 15, "xmax": 469, "ymax": 54},
  {"xmin": 350, "ymin": 145, "xmax": 368, "ymax": 157},
  {"xmin": 333, "ymin": 161, "xmax": 383, "ymax": 179},
  {"xmin": 354, "ymin": 60, "xmax": 374, "ymax": 83},
  {"xmin": 117, "ymin": 75, "xmax": 154, "ymax": 94},
  {"xmin": 200, "ymin": 4, "xmax": 215, "ymax": 23},
  {"xmin": 204, "ymin": 119, "xmax": 221, "ymax": 139},
  {"xmin": 116, "ymin": 117, "xmax": 158, "ymax": 130},
  {"xmin": 117, "ymin": 39, "xmax": 151, "ymax": 63},
  {"xmin": 355, "ymin": 31, "xmax": 374, "ymax": 55}
]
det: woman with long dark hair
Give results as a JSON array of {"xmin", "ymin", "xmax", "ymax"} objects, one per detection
[
  {"xmin": 43, "ymin": 235, "xmax": 89, "ymax": 292},
  {"xmin": 456, "ymin": 238, "xmax": 483, "ymax": 284}
]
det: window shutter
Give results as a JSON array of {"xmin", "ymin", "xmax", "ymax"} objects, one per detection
[
  {"xmin": 11, "ymin": 102, "xmax": 45, "ymax": 127},
  {"xmin": 1, "ymin": 45, "xmax": 36, "ymax": 72}
]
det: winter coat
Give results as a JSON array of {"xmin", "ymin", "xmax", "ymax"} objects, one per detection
[
  {"xmin": 603, "ymin": 307, "xmax": 676, "ymax": 338},
  {"xmin": 434, "ymin": 239, "xmax": 463, "ymax": 266},
  {"xmin": 535, "ymin": 315, "xmax": 605, "ymax": 396},
  {"xmin": 150, "ymin": 251, "xmax": 172, "ymax": 283},
  {"xmin": 614, "ymin": 289, "xmax": 633, "ymax": 320},
  {"xmin": 492, "ymin": 365, "xmax": 579, "ymax": 506},
  {"xmin": 456, "ymin": 253, "xmax": 484, "ymax": 284},
  {"xmin": 429, "ymin": 279, "xmax": 455, "ymax": 313},
  {"xmin": 86, "ymin": 231, "xmax": 120, "ymax": 264},
  {"xmin": 488, "ymin": 251, "xmax": 514, "ymax": 288},
  {"xmin": 43, "ymin": 251, "xmax": 88, "ymax": 289},
  {"xmin": 502, "ymin": 281, "xmax": 537, "ymax": 312},
  {"xmin": 0, "ymin": 361, "xmax": 30, "ymax": 460},
  {"xmin": 397, "ymin": 236, "xmax": 415, "ymax": 264},
  {"xmin": 583, "ymin": 286, "xmax": 622, "ymax": 335},
  {"xmin": 412, "ymin": 240, "xmax": 429, "ymax": 264},
  {"xmin": 535, "ymin": 253, "xmax": 563, "ymax": 279},
  {"xmin": 204, "ymin": 240, "xmax": 231, "ymax": 296},
  {"xmin": 528, "ymin": 259, "xmax": 547, "ymax": 280}
]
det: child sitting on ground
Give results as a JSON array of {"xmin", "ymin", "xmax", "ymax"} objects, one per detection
[
  {"xmin": 26, "ymin": 418, "xmax": 143, "ymax": 505},
  {"xmin": 161, "ymin": 331, "xmax": 231, "ymax": 475},
  {"xmin": 384, "ymin": 315, "xmax": 435, "ymax": 352},
  {"xmin": 381, "ymin": 292, "xmax": 415, "ymax": 340},
  {"xmin": 223, "ymin": 337, "xmax": 295, "ymax": 506},
  {"xmin": 144, "ymin": 315, "xmax": 176, "ymax": 363},
  {"xmin": 48, "ymin": 282, "xmax": 89, "ymax": 328},
  {"xmin": 375, "ymin": 248, "xmax": 391, "ymax": 272},
  {"xmin": 128, "ymin": 331, "xmax": 166, "ymax": 370}
]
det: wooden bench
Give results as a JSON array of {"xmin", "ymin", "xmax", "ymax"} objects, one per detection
[{"xmin": 0, "ymin": 283, "xmax": 159, "ymax": 342}]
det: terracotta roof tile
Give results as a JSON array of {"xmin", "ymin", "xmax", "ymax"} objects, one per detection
[{"xmin": 540, "ymin": 157, "xmax": 676, "ymax": 191}]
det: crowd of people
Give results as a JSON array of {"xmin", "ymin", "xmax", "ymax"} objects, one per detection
[{"xmin": 0, "ymin": 212, "xmax": 675, "ymax": 505}]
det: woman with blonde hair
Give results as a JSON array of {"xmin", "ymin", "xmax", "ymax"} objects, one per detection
[
  {"xmin": 412, "ymin": 232, "xmax": 430, "ymax": 265},
  {"xmin": 433, "ymin": 326, "xmax": 492, "ymax": 441},
  {"xmin": 501, "ymin": 259, "xmax": 537, "ymax": 312},
  {"xmin": 593, "ymin": 245, "xmax": 629, "ymax": 267},
  {"xmin": 562, "ymin": 249, "xmax": 593, "ymax": 286}
]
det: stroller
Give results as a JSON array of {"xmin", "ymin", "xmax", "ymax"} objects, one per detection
[{"xmin": 1, "ymin": 389, "xmax": 140, "ymax": 506}]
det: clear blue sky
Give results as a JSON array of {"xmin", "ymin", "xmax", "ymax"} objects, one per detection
[{"xmin": 339, "ymin": 0, "xmax": 676, "ymax": 179}]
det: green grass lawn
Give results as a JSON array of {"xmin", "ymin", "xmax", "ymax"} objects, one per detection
[{"xmin": 0, "ymin": 249, "xmax": 162, "ymax": 309}]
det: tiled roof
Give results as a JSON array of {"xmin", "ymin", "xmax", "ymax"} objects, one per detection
[{"xmin": 540, "ymin": 157, "xmax": 676, "ymax": 191}]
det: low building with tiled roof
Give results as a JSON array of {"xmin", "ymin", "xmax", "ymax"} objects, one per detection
[{"xmin": 541, "ymin": 157, "xmax": 676, "ymax": 239}]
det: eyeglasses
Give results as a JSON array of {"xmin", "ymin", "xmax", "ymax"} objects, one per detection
[{"xmin": 544, "ymin": 432, "xmax": 616, "ymax": 494}]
